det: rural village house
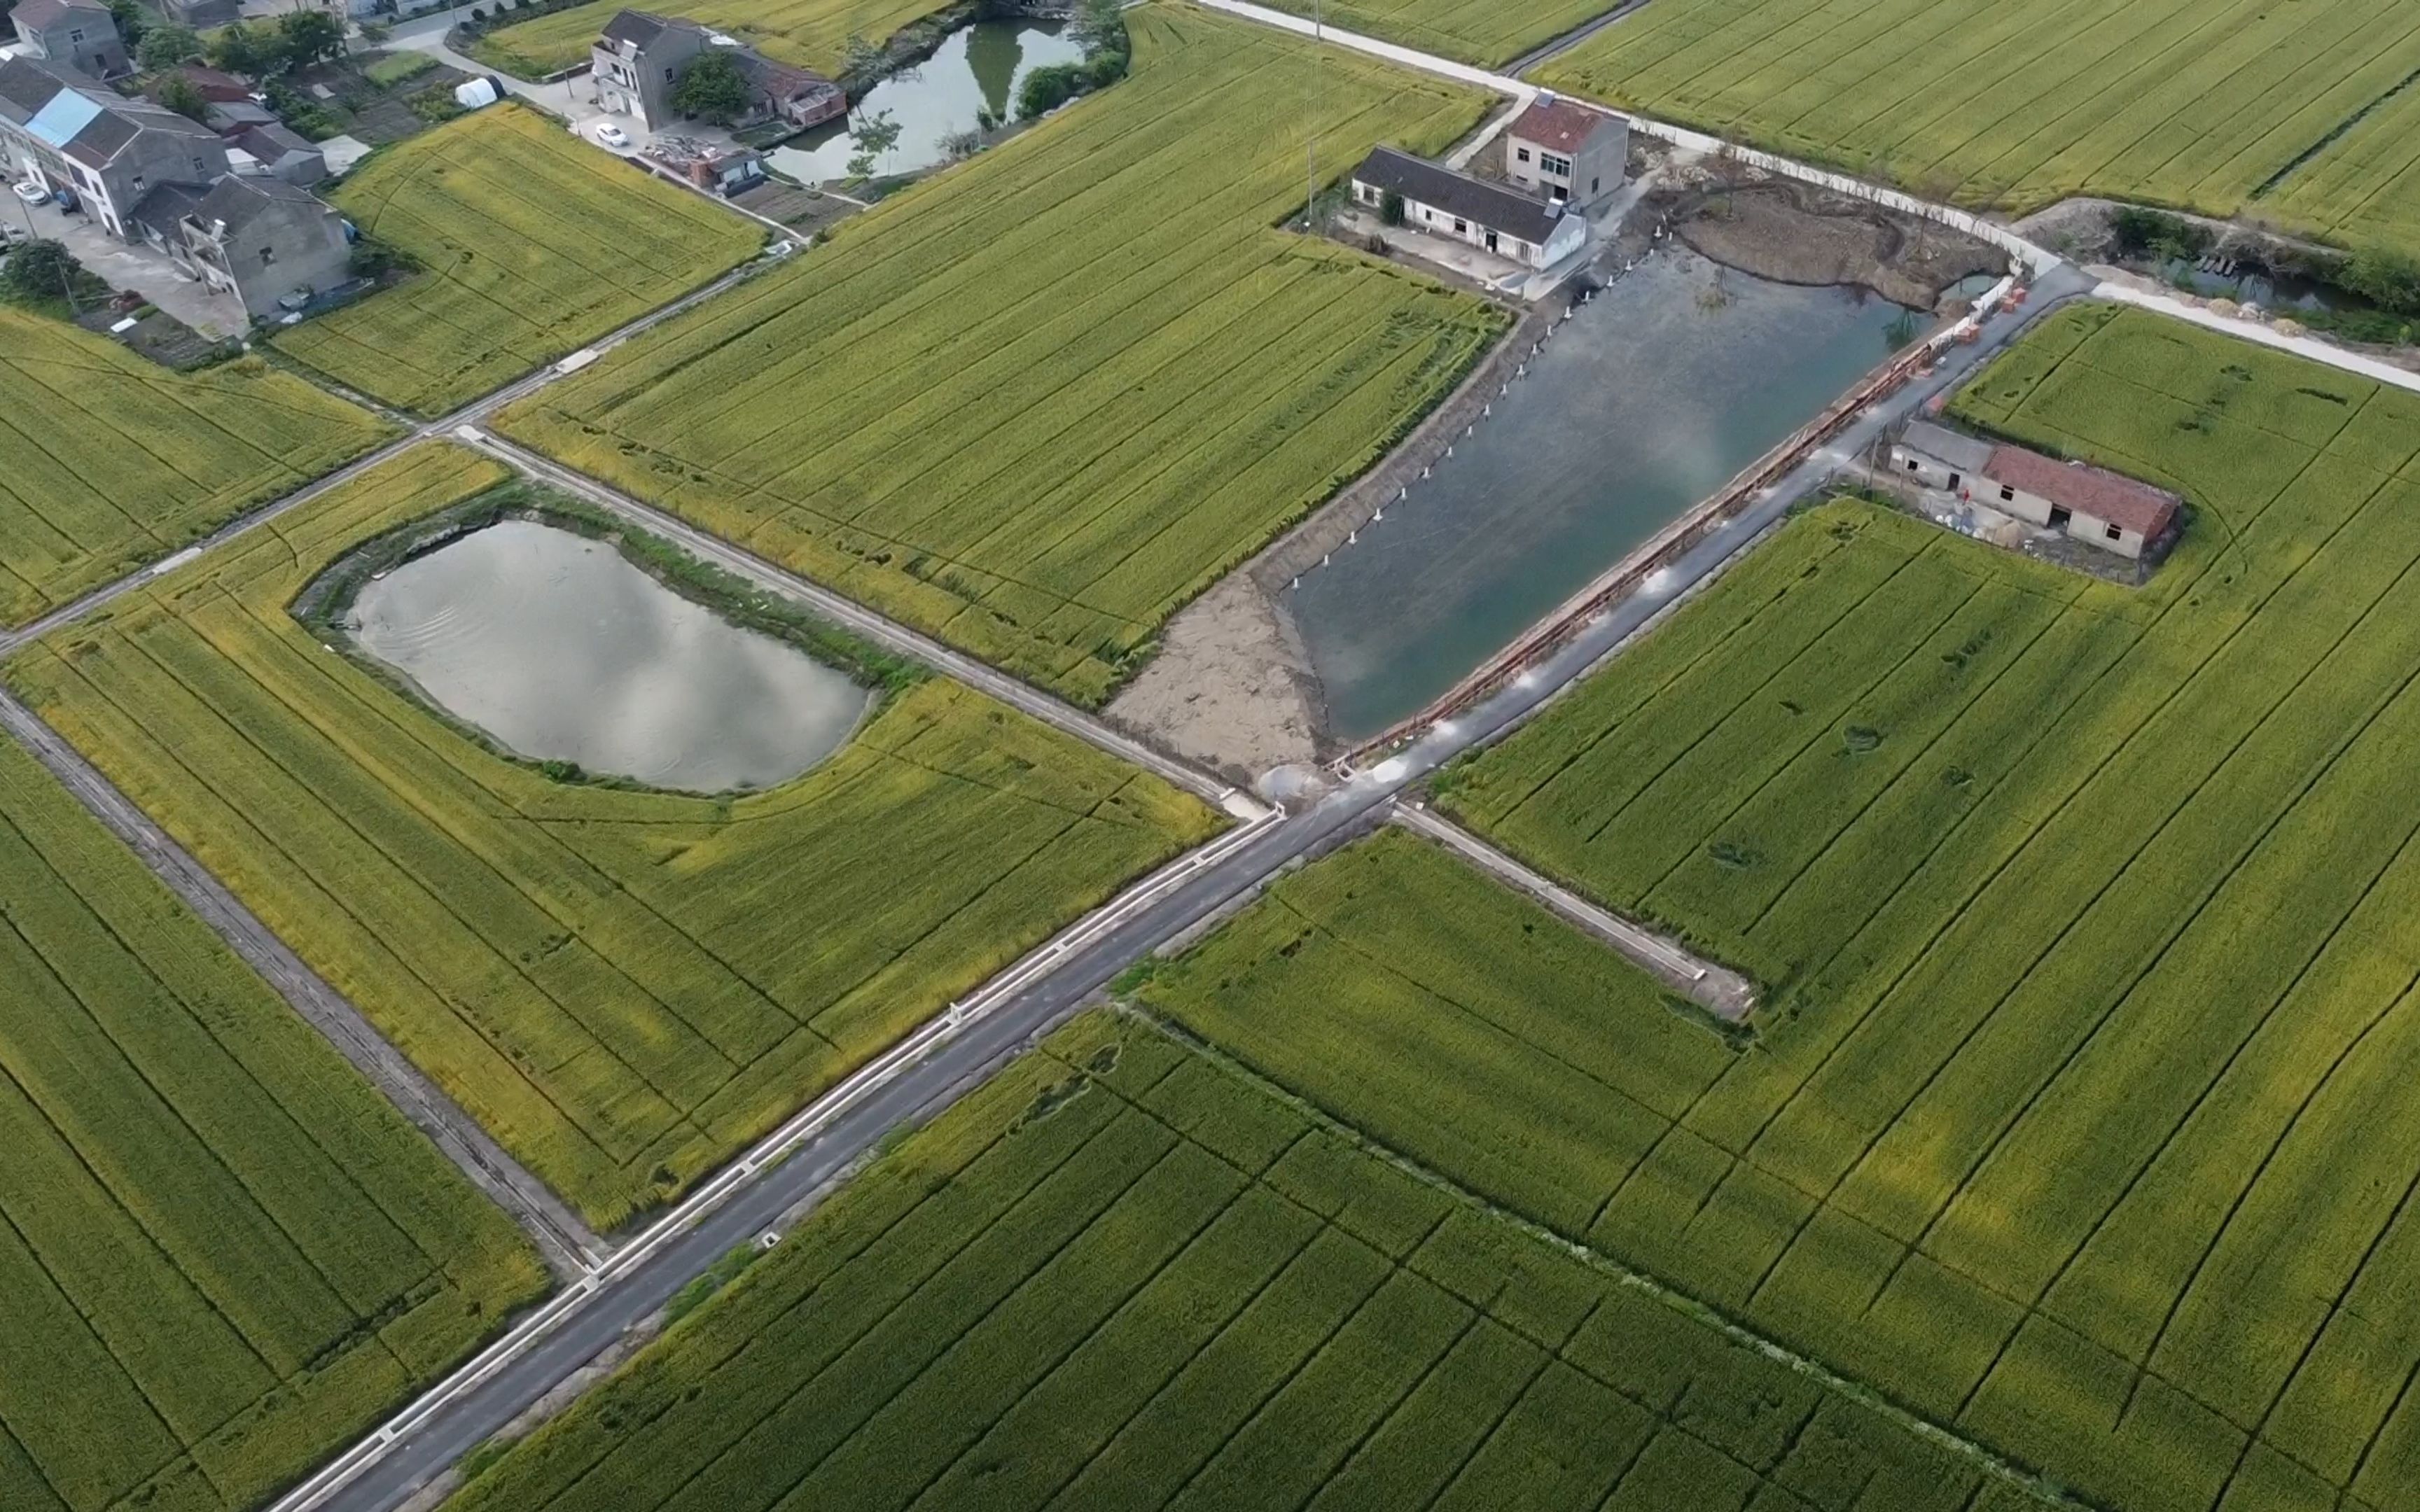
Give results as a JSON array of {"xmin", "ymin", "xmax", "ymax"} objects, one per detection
[
  {"xmin": 8, "ymin": 0, "xmax": 127, "ymax": 81},
  {"xmin": 1893, "ymin": 419, "xmax": 2182, "ymax": 561},
  {"xmin": 0, "ymin": 55, "xmax": 229, "ymax": 239},
  {"xmin": 1503, "ymin": 93, "xmax": 1626, "ymax": 208},
  {"xmin": 130, "ymin": 173, "xmax": 351, "ymax": 318},
  {"xmin": 1349, "ymin": 146, "xmax": 1587, "ymax": 272},
  {"xmin": 590, "ymin": 10, "xmax": 844, "ymax": 134}
]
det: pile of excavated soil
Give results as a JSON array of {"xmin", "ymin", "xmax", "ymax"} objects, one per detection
[
  {"xmin": 1671, "ymin": 179, "xmax": 2003, "ymax": 308},
  {"xmin": 1104, "ymin": 575, "xmax": 1320, "ymax": 781}
]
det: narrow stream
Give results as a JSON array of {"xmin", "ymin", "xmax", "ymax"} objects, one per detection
[
  {"xmin": 1289, "ymin": 249, "xmax": 1924, "ymax": 742},
  {"xmin": 351, "ymin": 522, "xmax": 870, "ymax": 792},
  {"xmin": 770, "ymin": 20, "xmax": 1083, "ymax": 183}
]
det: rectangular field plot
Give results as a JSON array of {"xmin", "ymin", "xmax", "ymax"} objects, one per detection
[
  {"xmin": 2, "ymin": 443, "xmax": 1220, "ymax": 1230},
  {"xmin": 1389, "ymin": 304, "xmax": 2420, "ymax": 1510},
  {"xmin": 472, "ymin": 0, "xmax": 936, "ymax": 79},
  {"xmin": 1538, "ymin": 0, "xmax": 2420, "ymax": 254},
  {"xmin": 1249, "ymin": 0, "xmax": 1620, "ymax": 69},
  {"xmin": 0, "ymin": 309, "xmax": 391, "ymax": 628},
  {"xmin": 272, "ymin": 104, "xmax": 763, "ymax": 416},
  {"xmin": 441, "ymin": 1008, "xmax": 2040, "ymax": 1512},
  {"xmin": 494, "ymin": 5, "xmax": 1505, "ymax": 706},
  {"xmin": 0, "ymin": 732, "xmax": 545, "ymax": 1512}
]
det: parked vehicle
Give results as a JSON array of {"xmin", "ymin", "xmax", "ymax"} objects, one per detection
[
  {"xmin": 11, "ymin": 181, "xmax": 48, "ymax": 206},
  {"xmin": 595, "ymin": 122, "xmax": 630, "ymax": 149}
]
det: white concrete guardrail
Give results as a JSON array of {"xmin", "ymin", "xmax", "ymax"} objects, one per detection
[{"xmin": 264, "ymin": 804, "xmax": 1281, "ymax": 1512}]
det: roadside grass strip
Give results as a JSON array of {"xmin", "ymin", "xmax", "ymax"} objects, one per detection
[
  {"xmin": 272, "ymin": 104, "xmax": 763, "ymax": 416},
  {"xmin": 494, "ymin": 5, "xmax": 1506, "ymax": 706},
  {"xmin": 472, "ymin": 0, "xmax": 937, "ymax": 79},
  {"xmin": 1, "ymin": 442, "xmax": 1220, "ymax": 1231},
  {"xmin": 440, "ymin": 1007, "xmax": 2050, "ymax": 1512},
  {"xmin": 1243, "ymin": 0, "xmax": 1623, "ymax": 70},
  {"xmin": 1370, "ymin": 304, "xmax": 2420, "ymax": 1510},
  {"xmin": 1538, "ymin": 0, "xmax": 2420, "ymax": 258},
  {"xmin": 0, "ymin": 732, "xmax": 547, "ymax": 1512},
  {"xmin": 0, "ymin": 309, "xmax": 394, "ymax": 629}
]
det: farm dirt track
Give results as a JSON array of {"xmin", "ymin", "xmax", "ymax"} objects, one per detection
[
  {"xmin": 1538, "ymin": 0, "xmax": 2420, "ymax": 258},
  {"xmin": 1, "ymin": 444, "xmax": 1221, "ymax": 1231},
  {"xmin": 0, "ymin": 310, "xmax": 392, "ymax": 630},
  {"xmin": 273, "ymin": 104, "xmax": 763, "ymax": 416},
  {"xmin": 0, "ymin": 733, "xmax": 546, "ymax": 1512},
  {"xmin": 494, "ymin": 5, "xmax": 1507, "ymax": 707},
  {"xmin": 438, "ymin": 1008, "xmax": 2051, "ymax": 1512},
  {"xmin": 1340, "ymin": 304, "xmax": 2420, "ymax": 1511}
]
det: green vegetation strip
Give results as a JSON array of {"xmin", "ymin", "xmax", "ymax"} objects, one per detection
[
  {"xmin": 443, "ymin": 1006, "xmax": 2052, "ymax": 1512},
  {"xmin": 496, "ymin": 4, "xmax": 1507, "ymax": 706},
  {"xmin": 0, "ymin": 307, "xmax": 394, "ymax": 629},
  {"xmin": 273, "ymin": 104, "xmax": 764, "ymax": 416},
  {"xmin": 471, "ymin": 0, "xmax": 938, "ymax": 78},
  {"xmin": 1347, "ymin": 304, "xmax": 2420, "ymax": 1511},
  {"xmin": 0, "ymin": 731, "xmax": 546, "ymax": 1512},
  {"xmin": 1540, "ymin": 0, "xmax": 2420, "ymax": 260},
  {"xmin": 3, "ymin": 442, "xmax": 1221, "ymax": 1229}
]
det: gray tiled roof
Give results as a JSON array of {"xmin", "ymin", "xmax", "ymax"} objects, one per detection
[{"xmin": 1349, "ymin": 146, "xmax": 1564, "ymax": 244}]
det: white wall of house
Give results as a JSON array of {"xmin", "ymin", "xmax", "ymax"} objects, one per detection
[
  {"xmin": 1350, "ymin": 179, "xmax": 1571, "ymax": 270},
  {"xmin": 1890, "ymin": 444, "xmax": 2156, "ymax": 559}
]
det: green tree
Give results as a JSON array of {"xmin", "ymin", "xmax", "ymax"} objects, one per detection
[
  {"xmin": 669, "ymin": 49, "xmax": 749, "ymax": 125},
  {"xmin": 840, "ymin": 31, "xmax": 882, "ymax": 81},
  {"xmin": 2340, "ymin": 247, "xmax": 2420, "ymax": 318},
  {"xmin": 104, "ymin": 0, "xmax": 146, "ymax": 53},
  {"xmin": 153, "ymin": 71, "xmax": 211, "ymax": 122},
  {"xmin": 206, "ymin": 20, "xmax": 272, "ymax": 77},
  {"xmin": 1, "ymin": 239, "xmax": 83, "ymax": 309},
  {"xmin": 137, "ymin": 22, "xmax": 201, "ymax": 69},
  {"xmin": 1069, "ymin": 0, "xmax": 1125, "ymax": 57},
  {"xmin": 1379, "ymin": 189, "xmax": 1405, "ymax": 226},
  {"xmin": 277, "ymin": 8, "xmax": 346, "ymax": 69},
  {"xmin": 844, "ymin": 107, "xmax": 900, "ymax": 179}
]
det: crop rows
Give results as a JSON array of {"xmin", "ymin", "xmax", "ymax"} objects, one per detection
[
  {"xmin": 441, "ymin": 1008, "xmax": 2042, "ymax": 1512},
  {"xmin": 2, "ymin": 443, "xmax": 1219, "ymax": 1228},
  {"xmin": 273, "ymin": 104, "xmax": 762, "ymax": 416},
  {"xmin": 1538, "ymin": 0, "xmax": 2420, "ymax": 258},
  {"xmin": 472, "ymin": 0, "xmax": 937, "ymax": 78},
  {"xmin": 1266, "ymin": 305, "xmax": 2420, "ymax": 1510},
  {"xmin": 496, "ymin": 6, "xmax": 1506, "ymax": 705},
  {"xmin": 0, "ymin": 726, "xmax": 546, "ymax": 1512},
  {"xmin": 0, "ymin": 309, "xmax": 392, "ymax": 629},
  {"xmin": 1248, "ymin": 0, "xmax": 1620, "ymax": 69}
]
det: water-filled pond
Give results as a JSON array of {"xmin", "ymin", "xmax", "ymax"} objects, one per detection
[
  {"xmin": 350, "ymin": 521, "xmax": 870, "ymax": 792},
  {"xmin": 769, "ymin": 20, "xmax": 1083, "ymax": 183},
  {"xmin": 1289, "ymin": 249, "xmax": 1922, "ymax": 741}
]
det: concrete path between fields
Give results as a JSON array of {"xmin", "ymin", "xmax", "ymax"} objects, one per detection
[
  {"xmin": 1393, "ymin": 802, "xmax": 1755, "ymax": 1021},
  {"xmin": 2094, "ymin": 279, "xmax": 2420, "ymax": 397},
  {"xmin": 0, "ymin": 690, "xmax": 605, "ymax": 1278}
]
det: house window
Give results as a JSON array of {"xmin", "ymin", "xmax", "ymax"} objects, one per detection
[
  {"xmin": 260, "ymin": 245, "xmax": 275, "ymax": 265},
  {"xmin": 1590, "ymin": 176, "xmax": 1599, "ymax": 193},
  {"xmin": 132, "ymin": 174, "xmax": 144, "ymax": 191},
  {"xmin": 1454, "ymin": 218, "xmax": 1467, "ymax": 234},
  {"xmin": 1541, "ymin": 151, "xmax": 1572, "ymax": 176},
  {"xmin": 665, "ymin": 66, "xmax": 676, "ymax": 80},
  {"xmin": 1905, "ymin": 458, "xmax": 1919, "ymax": 472},
  {"xmin": 1998, "ymin": 484, "xmax": 2015, "ymax": 501},
  {"xmin": 192, "ymin": 156, "xmax": 205, "ymax": 175},
  {"xmin": 2105, "ymin": 522, "xmax": 2125, "ymax": 542},
  {"xmin": 1515, "ymin": 147, "xmax": 1531, "ymax": 163},
  {"xmin": 68, "ymin": 27, "xmax": 84, "ymax": 41}
]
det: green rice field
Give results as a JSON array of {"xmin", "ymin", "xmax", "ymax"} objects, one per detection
[
  {"xmin": 273, "ymin": 104, "xmax": 763, "ymax": 416},
  {"xmin": 471, "ymin": 0, "xmax": 936, "ymax": 79},
  {"xmin": 2, "ymin": 444, "xmax": 1219, "ymax": 1230},
  {"xmin": 0, "ymin": 309, "xmax": 391, "ymax": 629},
  {"xmin": 1178, "ymin": 305, "xmax": 2420, "ymax": 1511},
  {"xmin": 0, "ymin": 731, "xmax": 545, "ymax": 1512},
  {"xmin": 496, "ymin": 5, "xmax": 1505, "ymax": 706},
  {"xmin": 440, "ymin": 1008, "xmax": 2052, "ymax": 1512},
  {"xmin": 1253, "ymin": 0, "xmax": 1618, "ymax": 69},
  {"xmin": 1538, "ymin": 0, "xmax": 2420, "ymax": 256}
]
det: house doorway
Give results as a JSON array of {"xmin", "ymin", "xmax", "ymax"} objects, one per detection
[
  {"xmin": 2048, "ymin": 505, "xmax": 2072, "ymax": 528},
  {"xmin": 1484, "ymin": 230, "xmax": 1498, "ymax": 253}
]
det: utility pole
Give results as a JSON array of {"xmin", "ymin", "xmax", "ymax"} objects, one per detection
[{"xmin": 1302, "ymin": 0, "xmax": 1321, "ymax": 234}]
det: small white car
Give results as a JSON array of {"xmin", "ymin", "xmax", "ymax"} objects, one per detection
[
  {"xmin": 594, "ymin": 123, "xmax": 630, "ymax": 149},
  {"xmin": 11, "ymin": 181, "xmax": 49, "ymax": 206}
]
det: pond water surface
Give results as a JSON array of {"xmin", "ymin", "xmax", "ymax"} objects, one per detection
[
  {"xmin": 351, "ymin": 521, "xmax": 870, "ymax": 792},
  {"xmin": 1289, "ymin": 249, "xmax": 1921, "ymax": 741},
  {"xmin": 770, "ymin": 20, "xmax": 1083, "ymax": 183}
]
